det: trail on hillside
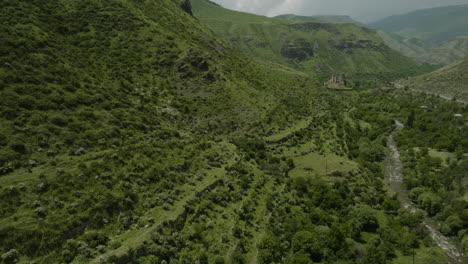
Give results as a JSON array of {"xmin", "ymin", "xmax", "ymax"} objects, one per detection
[{"xmin": 384, "ymin": 120, "xmax": 464, "ymax": 263}]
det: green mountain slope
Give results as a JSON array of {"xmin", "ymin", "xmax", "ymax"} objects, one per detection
[
  {"xmin": 276, "ymin": 14, "xmax": 362, "ymax": 24},
  {"xmin": 370, "ymin": 5, "xmax": 468, "ymax": 45},
  {"xmin": 192, "ymin": 0, "xmax": 429, "ymax": 81},
  {"xmin": 402, "ymin": 57, "xmax": 468, "ymax": 102},
  {"xmin": 425, "ymin": 37, "xmax": 468, "ymax": 65}
]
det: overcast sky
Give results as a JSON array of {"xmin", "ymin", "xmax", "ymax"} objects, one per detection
[{"xmin": 210, "ymin": 0, "xmax": 468, "ymax": 22}]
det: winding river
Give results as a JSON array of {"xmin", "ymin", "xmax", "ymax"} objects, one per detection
[{"xmin": 384, "ymin": 120, "xmax": 464, "ymax": 263}]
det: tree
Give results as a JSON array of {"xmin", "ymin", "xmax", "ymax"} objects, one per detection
[
  {"xmin": 1, "ymin": 249, "xmax": 20, "ymax": 264},
  {"xmin": 361, "ymin": 237, "xmax": 386, "ymax": 264},
  {"xmin": 441, "ymin": 215, "xmax": 463, "ymax": 236},
  {"xmin": 407, "ymin": 109, "xmax": 415, "ymax": 128},
  {"xmin": 291, "ymin": 231, "xmax": 323, "ymax": 262}
]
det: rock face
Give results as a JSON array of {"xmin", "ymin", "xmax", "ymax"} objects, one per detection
[
  {"xmin": 180, "ymin": 0, "xmax": 193, "ymax": 16},
  {"xmin": 287, "ymin": 22, "xmax": 340, "ymax": 34},
  {"xmin": 332, "ymin": 39, "xmax": 386, "ymax": 51},
  {"xmin": 280, "ymin": 38, "xmax": 314, "ymax": 61}
]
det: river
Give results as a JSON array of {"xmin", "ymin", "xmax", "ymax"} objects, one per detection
[{"xmin": 384, "ymin": 120, "xmax": 464, "ymax": 263}]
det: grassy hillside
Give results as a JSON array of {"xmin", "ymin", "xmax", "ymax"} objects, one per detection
[
  {"xmin": 0, "ymin": 0, "xmax": 323, "ymax": 262},
  {"xmin": 370, "ymin": 5, "xmax": 468, "ymax": 45},
  {"xmin": 402, "ymin": 57, "xmax": 468, "ymax": 102},
  {"xmin": 276, "ymin": 14, "xmax": 361, "ymax": 24},
  {"xmin": 192, "ymin": 0, "xmax": 430, "ymax": 82}
]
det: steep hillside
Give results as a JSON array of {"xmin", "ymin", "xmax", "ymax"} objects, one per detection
[
  {"xmin": 370, "ymin": 5, "xmax": 468, "ymax": 45},
  {"xmin": 276, "ymin": 14, "xmax": 361, "ymax": 24},
  {"xmin": 0, "ymin": 0, "xmax": 321, "ymax": 262},
  {"xmin": 192, "ymin": 0, "xmax": 429, "ymax": 82},
  {"xmin": 425, "ymin": 37, "xmax": 468, "ymax": 65},
  {"xmin": 402, "ymin": 57, "xmax": 468, "ymax": 103}
]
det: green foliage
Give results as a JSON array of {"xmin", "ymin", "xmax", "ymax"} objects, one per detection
[
  {"xmin": 1, "ymin": 249, "xmax": 19, "ymax": 264},
  {"xmin": 291, "ymin": 231, "xmax": 323, "ymax": 262}
]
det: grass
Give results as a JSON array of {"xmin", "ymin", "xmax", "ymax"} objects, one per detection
[
  {"xmin": 265, "ymin": 117, "xmax": 312, "ymax": 142},
  {"xmin": 289, "ymin": 152, "xmax": 357, "ymax": 177},
  {"xmin": 391, "ymin": 246, "xmax": 449, "ymax": 264}
]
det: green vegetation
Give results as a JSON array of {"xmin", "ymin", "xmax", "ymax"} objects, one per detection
[
  {"xmin": 356, "ymin": 89, "xmax": 468, "ymax": 257},
  {"xmin": 0, "ymin": 0, "xmax": 465, "ymax": 263}
]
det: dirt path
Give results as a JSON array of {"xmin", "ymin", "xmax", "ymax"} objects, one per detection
[{"xmin": 384, "ymin": 120, "xmax": 464, "ymax": 263}]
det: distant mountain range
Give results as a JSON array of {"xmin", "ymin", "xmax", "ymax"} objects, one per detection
[
  {"xmin": 370, "ymin": 5, "xmax": 468, "ymax": 65},
  {"xmin": 369, "ymin": 5, "xmax": 468, "ymax": 44}
]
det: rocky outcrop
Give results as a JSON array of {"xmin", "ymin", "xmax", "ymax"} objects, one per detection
[
  {"xmin": 287, "ymin": 22, "xmax": 340, "ymax": 34},
  {"xmin": 280, "ymin": 38, "xmax": 314, "ymax": 61},
  {"xmin": 331, "ymin": 39, "xmax": 386, "ymax": 51}
]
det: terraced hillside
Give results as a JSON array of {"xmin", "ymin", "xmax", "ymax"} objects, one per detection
[{"xmin": 192, "ymin": 0, "xmax": 429, "ymax": 81}]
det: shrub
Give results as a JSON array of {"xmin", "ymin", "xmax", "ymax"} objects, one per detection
[
  {"xmin": 1, "ymin": 249, "xmax": 20, "ymax": 264},
  {"xmin": 50, "ymin": 114, "xmax": 68, "ymax": 127},
  {"xmin": 441, "ymin": 215, "xmax": 463, "ymax": 236}
]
